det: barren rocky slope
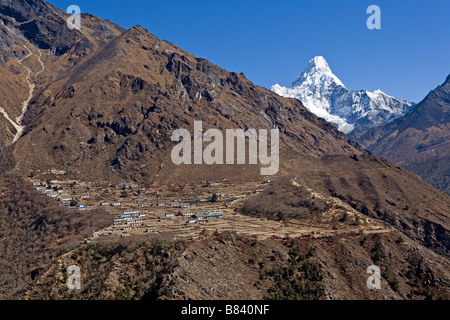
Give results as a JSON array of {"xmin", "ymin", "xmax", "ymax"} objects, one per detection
[
  {"xmin": 9, "ymin": 23, "xmax": 364, "ymax": 182},
  {"xmin": 350, "ymin": 75, "xmax": 450, "ymax": 195},
  {"xmin": 0, "ymin": 0, "xmax": 124, "ymax": 146},
  {"xmin": 23, "ymin": 231, "xmax": 449, "ymax": 300}
]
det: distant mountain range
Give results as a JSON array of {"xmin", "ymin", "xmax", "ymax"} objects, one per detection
[
  {"xmin": 350, "ymin": 74, "xmax": 450, "ymax": 195},
  {"xmin": 271, "ymin": 56, "xmax": 414, "ymax": 134}
]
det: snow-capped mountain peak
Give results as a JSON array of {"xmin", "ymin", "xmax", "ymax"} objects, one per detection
[
  {"xmin": 271, "ymin": 56, "xmax": 414, "ymax": 134},
  {"xmin": 293, "ymin": 56, "xmax": 345, "ymax": 88}
]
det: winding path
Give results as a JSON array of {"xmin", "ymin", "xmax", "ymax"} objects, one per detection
[
  {"xmin": 0, "ymin": 106, "xmax": 22, "ymax": 137},
  {"xmin": 12, "ymin": 46, "xmax": 45, "ymax": 143},
  {"xmin": 0, "ymin": 23, "xmax": 45, "ymax": 144}
]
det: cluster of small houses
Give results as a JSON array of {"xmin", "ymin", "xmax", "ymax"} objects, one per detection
[
  {"xmin": 129, "ymin": 196, "xmax": 207, "ymax": 209},
  {"xmin": 33, "ymin": 180, "xmax": 91, "ymax": 211},
  {"xmin": 112, "ymin": 208, "xmax": 226, "ymax": 230},
  {"xmin": 100, "ymin": 201, "xmax": 122, "ymax": 206},
  {"xmin": 30, "ymin": 178, "xmax": 271, "ymax": 235},
  {"xmin": 159, "ymin": 209, "xmax": 225, "ymax": 225},
  {"xmin": 113, "ymin": 210, "xmax": 146, "ymax": 230},
  {"xmin": 162, "ymin": 198, "xmax": 203, "ymax": 208}
]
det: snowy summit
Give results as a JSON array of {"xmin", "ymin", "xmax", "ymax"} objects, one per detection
[{"xmin": 271, "ymin": 56, "xmax": 414, "ymax": 134}]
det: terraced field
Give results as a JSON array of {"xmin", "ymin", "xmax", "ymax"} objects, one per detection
[{"xmin": 30, "ymin": 177, "xmax": 390, "ymax": 241}]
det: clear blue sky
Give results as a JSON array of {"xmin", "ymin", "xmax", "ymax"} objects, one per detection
[{"xmin": 48, "ymin": 0, "xmax": 450, "ymax": 103}]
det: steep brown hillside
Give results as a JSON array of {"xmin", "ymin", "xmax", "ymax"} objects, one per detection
[
  {"xmin": 10, "ymin": 24, "xmax": 364, "ymax": 182},
  {"xmin": 24, "ymin": 232, "xmax": 450, "ymax": 300},
  {"xmin": 0, "ymin": 0, "xmax": 124, "ymax": 146},
  {"xmin": 163, "ymin": 232, "xmax": 449, "ymax": 300},
  {"xmin": 350, "ymin": 75, "xmax": 450, "ymax": 195},
  {"xmin": 0, "ymin": 174, "xmax": 113, "ymax": 299},
  {"xmin": 279, "ymin": 156, "xmax": 450, "ymax": 256},
  {"xmin": 0, "ymin": 0, "xmax": 125, "ymax": 60}
]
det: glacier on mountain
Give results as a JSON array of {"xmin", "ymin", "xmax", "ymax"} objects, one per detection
[{"xmin": 271, "ymin": 56, "xmax": 414, "ymax": 134}]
